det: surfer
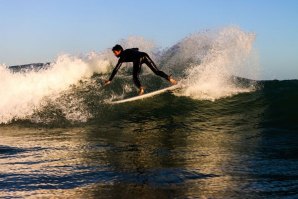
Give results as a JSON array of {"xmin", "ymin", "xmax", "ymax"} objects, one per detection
[{"xmin": 104, "ymin": 44, "xmax": 177, "ymax": 95}]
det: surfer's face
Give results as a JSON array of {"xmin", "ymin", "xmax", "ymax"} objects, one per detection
[{"xmin": 113, "ymin": 50, "xmax": 121, "ymax": 57}]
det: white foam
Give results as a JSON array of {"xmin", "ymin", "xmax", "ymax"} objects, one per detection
[{"xmin": 0, "ymin": 54, "xmax": 109, "ymax": 124}]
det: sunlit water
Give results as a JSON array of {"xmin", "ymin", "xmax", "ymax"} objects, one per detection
[{"xmin": 1, "ymin": 89, "xmax": 298, "ymax": 198}]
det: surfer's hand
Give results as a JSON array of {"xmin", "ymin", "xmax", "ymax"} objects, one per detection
[{"xmin": 104, "ymin": 80, "xmax": 111, "ymax": 86}]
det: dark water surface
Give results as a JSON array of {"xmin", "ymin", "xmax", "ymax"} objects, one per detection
[{"xmin": 1, "ymin": 80, "xmax": 298, "ymax": 198}]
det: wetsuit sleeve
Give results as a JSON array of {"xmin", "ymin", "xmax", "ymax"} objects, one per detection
[{"xmin": 108, "ymin": 60, "xmax": 122, "ymax": 81}]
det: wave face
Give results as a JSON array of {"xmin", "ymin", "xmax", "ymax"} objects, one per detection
[{"xmin": 1, "ymin": 27, "xmax": 296, "ymax": 128}]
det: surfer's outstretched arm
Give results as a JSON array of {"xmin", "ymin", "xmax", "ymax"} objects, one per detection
[{"xmin": 104, "ymin": 61, "xmax": 122, "ymax": 86}]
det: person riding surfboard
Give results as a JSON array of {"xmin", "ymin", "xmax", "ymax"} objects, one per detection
[{"xmin": 104, "ymin": 44, "xmax": 177, "ymax": 95}]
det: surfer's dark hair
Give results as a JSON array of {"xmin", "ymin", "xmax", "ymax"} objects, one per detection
[{"xmin": 112, "ymin": 44, "xmax": 123, "ymax": 51}]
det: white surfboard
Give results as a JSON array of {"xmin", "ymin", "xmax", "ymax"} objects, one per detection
[{"xmin": 109, "ymin": 84, "xmax": 180, "ymax": 104}]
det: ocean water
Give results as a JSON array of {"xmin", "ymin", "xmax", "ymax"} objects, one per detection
[{"xmin": 1, "ymin": 27, "xmax": 298, "ymax": 198}]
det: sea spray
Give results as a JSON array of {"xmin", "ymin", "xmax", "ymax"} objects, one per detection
[
  {"xmin": 159, "ymin": 30, "xmax": 216, "ymax": 75},
  {"xmin": 178, "ymin": 27, "xmax": 258, "ymax": 100}
]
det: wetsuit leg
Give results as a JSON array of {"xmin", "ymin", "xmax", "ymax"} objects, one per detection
[
  {"xmin": 132, "ymin": 59, "xmax": 142, "ymax": 88},
  {"xmin": 142, "ymin": 54, "xmax": 169, "ymax": 80}
]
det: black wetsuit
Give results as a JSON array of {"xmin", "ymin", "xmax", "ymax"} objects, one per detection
[{"xmin": 108, "ymin": 48, "xmax": 170, "ymax": 88}]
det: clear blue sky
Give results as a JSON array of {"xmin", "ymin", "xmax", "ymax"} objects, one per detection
[{"xmin": 0, "ymin": 0, "xmax": 297, "ymax": 79}]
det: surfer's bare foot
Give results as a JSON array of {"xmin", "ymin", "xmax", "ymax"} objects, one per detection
[
  {"xmin": 104, "ymin": 80, "xmax": 111, "ymax": 86},
  {"xmin": 138, "ymin": 87, "xmax": 144, "ymax": 95},
  {"xmin": 168, "ymin": 76, "xmax": 177, "ymax": 85}
]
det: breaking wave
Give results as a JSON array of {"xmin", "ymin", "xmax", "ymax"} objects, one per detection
[{"xmin": 0, "ymin": 27, "xmax": 259, "ymax": 124}]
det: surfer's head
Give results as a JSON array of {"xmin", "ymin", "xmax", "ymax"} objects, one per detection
[{"xmin": 112, "ymin": 44, "xmax": 123, "ymax": 57}]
